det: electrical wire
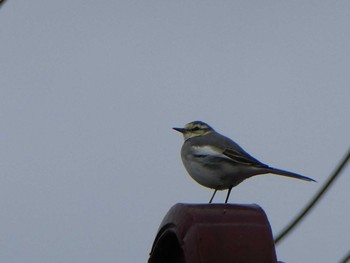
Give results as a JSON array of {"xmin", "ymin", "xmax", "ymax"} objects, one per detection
[
  {"xmin": 274, "ymin": 147, "xmax": 350, "ymax": 245},
  {"xmin": 339, "ymin": 250, "xmax": 350, "ymax": 263},
  {"xmin": 0, "ymin": 0, "xmax": 7, "ymax": 8}
]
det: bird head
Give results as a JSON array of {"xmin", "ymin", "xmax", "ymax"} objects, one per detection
[{"xmin": 173, "ymin": 121, "xmax": 214, "ymax": 140}]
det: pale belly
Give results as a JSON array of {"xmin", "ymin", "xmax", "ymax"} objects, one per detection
[{"xmin": 181, "ymin": 157, "xmax": 247, "ymax": 190}]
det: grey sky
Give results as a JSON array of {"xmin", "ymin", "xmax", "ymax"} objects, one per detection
[{"xmin": 1, "ymin": 1, "xmax": 349, "ymax": 262}]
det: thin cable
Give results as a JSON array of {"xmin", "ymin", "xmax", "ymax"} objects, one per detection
[
  {"xmin": 274, "ymin": 147, "xmax": 350, "ymax": 245},
  {"xmin": 339, "ymin": 250, "xmax": 350, "ymax": 263},
  {"xmin": 0, "ymin": 0, "xmax": 7, "ymax": 8}
]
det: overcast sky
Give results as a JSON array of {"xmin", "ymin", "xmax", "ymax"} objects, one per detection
[{"xmin": 1, "ymin": 1, "xmax": 349, "ymax": 262}]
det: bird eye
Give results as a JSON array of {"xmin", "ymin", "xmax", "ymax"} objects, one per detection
[{"xmin": 191, "ymin": 126, "xmax": 200, "ymax": 131}]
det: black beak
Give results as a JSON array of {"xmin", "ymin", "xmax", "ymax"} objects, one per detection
[{"xmin": 173, "ymin": 127, "xmax": 185, "ymax": 133}]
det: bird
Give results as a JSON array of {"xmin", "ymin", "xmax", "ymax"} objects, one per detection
[{"xmin": 173, "ymin": 121, "xmax": 316, "ymax": 203}]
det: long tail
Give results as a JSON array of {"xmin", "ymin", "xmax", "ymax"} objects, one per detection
[{"xmin": 266, "ymin": 167, "xmax": 316, "ymax": 182}]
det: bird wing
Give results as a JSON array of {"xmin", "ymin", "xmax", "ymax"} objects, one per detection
[
  {"xmin": 191, "ymin": 145, "xmax": 267, "ymax": 168},
  {"xmin": 222, "ymin": 148, "xmax": 267, "ymax": 168},
  {"xmin": 192, "ymin": 145, "xmax": 231, "ymax": 160}
]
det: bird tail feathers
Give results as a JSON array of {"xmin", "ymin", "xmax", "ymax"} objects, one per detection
[{"xmin": 267, "ymin": 167, "xmax": 316, "ymax": 182}]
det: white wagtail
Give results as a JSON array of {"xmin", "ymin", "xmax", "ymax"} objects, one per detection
[{"xmin": 173, "ymin": 121, "xmax": 316, "ymax": 203}]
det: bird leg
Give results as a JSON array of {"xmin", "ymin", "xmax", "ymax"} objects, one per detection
[
  {"xmin": 225, "ymin": 187, "xmax": 232, "ymax": 203},
  {"xmin": 209, "ymin": 189, "xmax": 217, "ymax": 203}
]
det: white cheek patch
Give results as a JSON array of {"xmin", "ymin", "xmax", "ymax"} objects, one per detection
[
  {"xmin": 184, "ymin": 133, "xmax": 198, "ymax": 140},
  {"xmin": 192, "ymin": 145, "xmax": 231, "ymax": 160}
]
